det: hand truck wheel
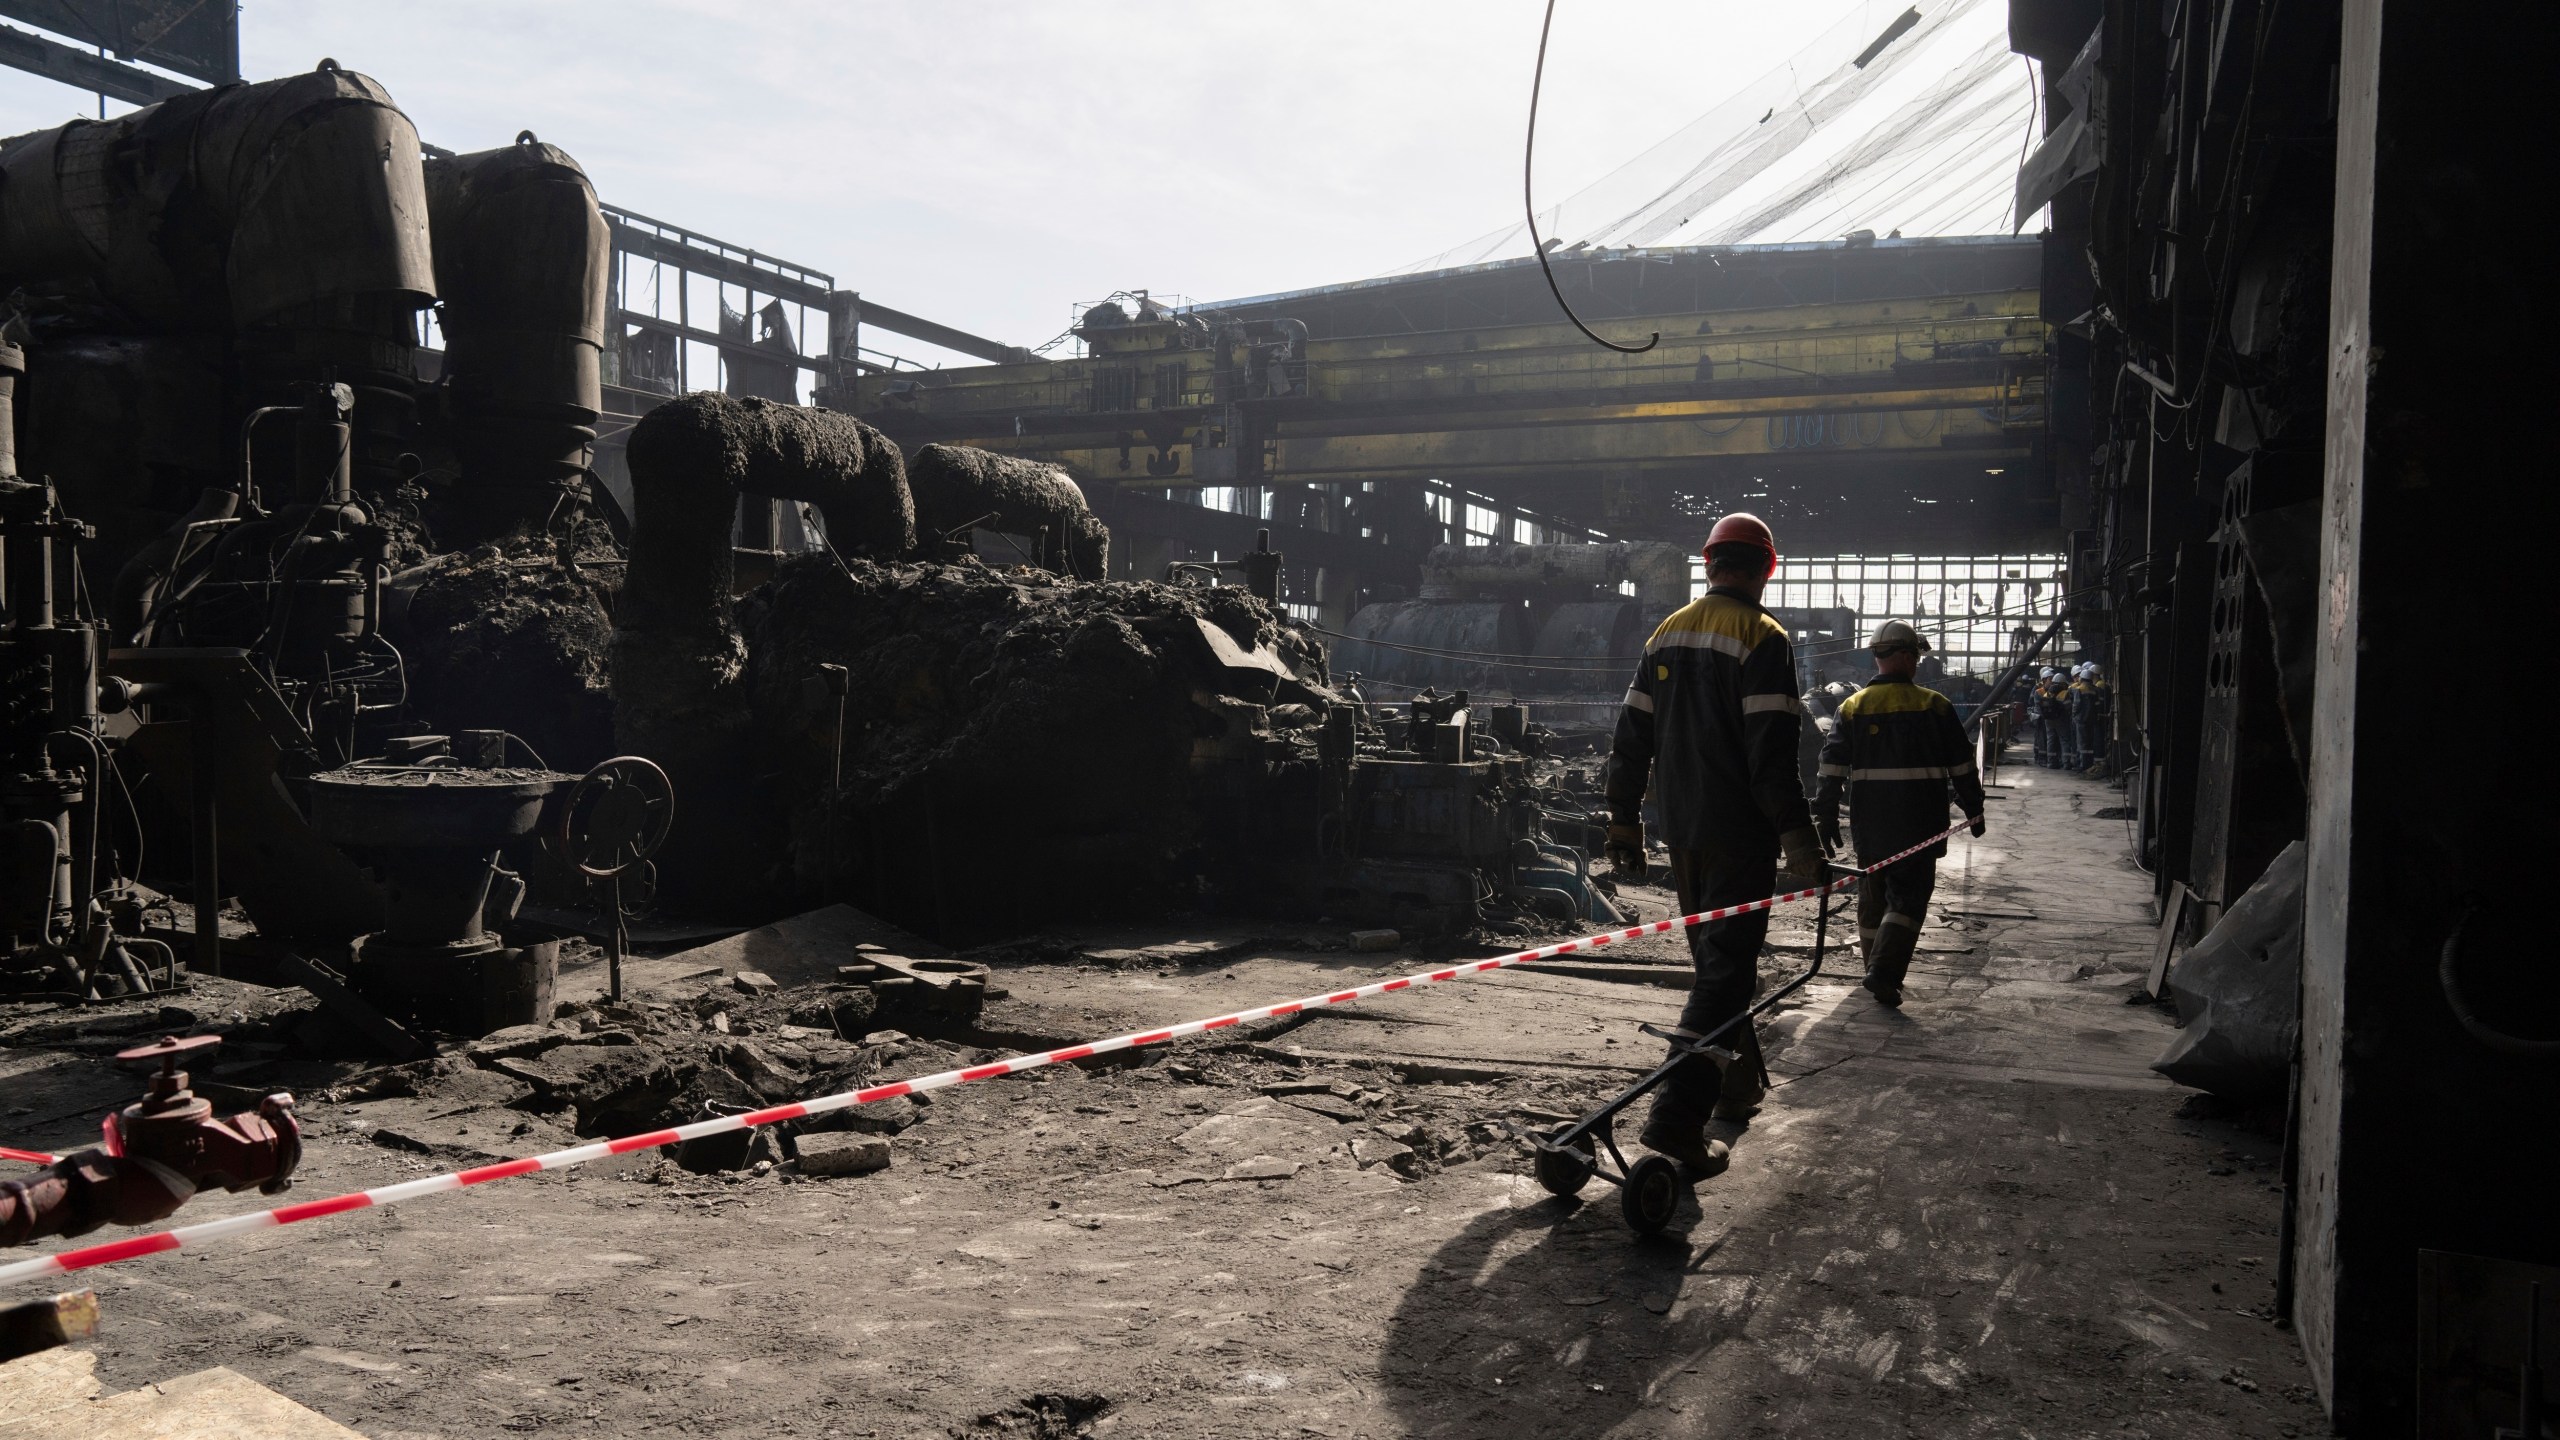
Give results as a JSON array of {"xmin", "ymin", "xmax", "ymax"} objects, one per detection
[
  {"xmin": 1532, "ymin": 1125, "xmax": 1596, "ymax": 1197},
  {"xmin": 1621, "ymin": 1153, "xmax": 1684, "ymax": 1235}
]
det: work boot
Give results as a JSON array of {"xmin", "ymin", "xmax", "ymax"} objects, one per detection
[
  {"xmin": 1865, "ymin": 913, "xmax": 1919, "ymax": 1008},
  {"xmin": 1709, "ymin": 1029, "xmax": 1765, "ymax": 1121},
  {"xmin": 1637, "ymin": 1091, "xmax": 1730, "ymax": 1183}
]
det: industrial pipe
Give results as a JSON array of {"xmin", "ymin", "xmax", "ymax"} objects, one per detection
[{"xmin": 610, "ymin": 393, "xmax": 912, "ymax": 911}]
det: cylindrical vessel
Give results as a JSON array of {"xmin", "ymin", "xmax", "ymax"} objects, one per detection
[
  {"xmin": 423, "ymin": 135, "xmax": 609, "ymax": 540},
  {"xmin": 1333, "ymin": 599, "xmax": 1532, "ymax": 695}
]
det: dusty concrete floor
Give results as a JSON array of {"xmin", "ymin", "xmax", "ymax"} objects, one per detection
[{"xmin": 2, "ymin": 758, "xmax": 2326, "ymax": 1438}]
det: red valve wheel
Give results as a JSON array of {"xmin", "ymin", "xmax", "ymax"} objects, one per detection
[{"xmin": 114, "ymin": 1034, "xmax": 220, "ymax": 1067}]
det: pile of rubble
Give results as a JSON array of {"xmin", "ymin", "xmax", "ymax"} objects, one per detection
[
  {"xmin": 724, "ymin": 555, "xmax": 1339, "ymax": 935},
  {"xmin": 320, "ymin": 970, "xmax": 982, "ymax": 1174},
  {"xmin": 386, "ymin": 534, "xmax": 621, "ymax": 771}
]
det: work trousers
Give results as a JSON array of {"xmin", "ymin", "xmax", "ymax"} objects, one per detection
[
  {"xmin": 1661, "ymin": 843, "xmax": 1775, "ymax": 1118},
  {"xmin": 2033, "ymin": 717, "xmax": 2057, "ymax": 767},
  {"xmin": 1856, "ymin": 855, "xmax": 1939, "ymax": 995},
  {"xmin": 2073, "ymin": 714, "xmax": 2097, "ymax": 771}
]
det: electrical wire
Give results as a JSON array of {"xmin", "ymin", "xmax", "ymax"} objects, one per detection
[
  {"xmin": 1525, "ymin": 0, "xmax": 1657, "ymax": 355},
  {"xmin": 2005, "ymin": 54, "xmax": 2040, "ymax": 233}
]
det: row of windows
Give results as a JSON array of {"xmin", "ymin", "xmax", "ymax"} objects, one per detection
[{"xmin": 1692, "ymin": 554, "xmax": 2068, "ymax": 676}]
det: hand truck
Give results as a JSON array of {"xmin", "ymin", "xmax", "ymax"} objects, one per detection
[{"xmin": 1523, "ymin": 859, "xmax": 1859, "ymax": 1235}]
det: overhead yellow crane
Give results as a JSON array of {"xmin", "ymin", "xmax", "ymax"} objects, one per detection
[{"xmin": 849, "ymin": 244, "xmax": 2044, "ymax": 525}]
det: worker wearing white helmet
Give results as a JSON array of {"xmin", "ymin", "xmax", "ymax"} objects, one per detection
[
  {"xmin": 2033, "ymin": 667, "xmax": 2067, "ymax": 768},
  {"xmin": 2066, "ymin": 663, "xmax": 2099, "ymax": 770},
  {"xmin": 2070, "ymin": 662, "xmax": 2110, "ymax": 774},
  {"xmin": 1812, "ymin": 620, "xmax": 1987, "ymax": 1008}
]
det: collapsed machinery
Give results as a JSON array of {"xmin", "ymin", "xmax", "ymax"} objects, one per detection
[
  {"xmin": 0, "ymin": 64, "xmax": 637, "ymax": 1040},
  {"xmin": 0, "ymin": 61, "xmax": 1640, "ymax": 1083}
]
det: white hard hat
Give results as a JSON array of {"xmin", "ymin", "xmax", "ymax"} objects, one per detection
[{"xmin": 1868, "ymin": 618, "xmax": 1929, "ymax": 654}]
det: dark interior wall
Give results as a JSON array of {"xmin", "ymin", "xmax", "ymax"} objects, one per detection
[
  {"xmin": 2297, "ymin": 0, "xmax": 2560, "ymax": 1428},
  {"xmin": 2014, "ymin": 0, "xmax": 2560, "ymax": 1423}
]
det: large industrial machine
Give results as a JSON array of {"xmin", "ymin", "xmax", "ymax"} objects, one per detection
[{"xmin": 0, "ymin": 65, "xmax": 631, "ymax": 1040}]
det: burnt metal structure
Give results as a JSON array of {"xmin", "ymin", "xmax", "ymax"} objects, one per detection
[
  {"xmin": 853, "ymin": 242, "xmax": 2051, "ymax": 604},
  {"xmin": 0, "ymin": 63, "xmax": 436, "ymax": 567},
  {"xmin": 2013, "ymin": 0, "xmax": 2560, "ymax": 1428},
  {"xmin": 0, "ymin": 65, "xmax": 691, "ymax": 1046},
  {"xmin": 0, "ymin": 1, "xmax": 236, "ymax": 108},
  {"xmin": 424, "ymin": 135, "xmax": 611, "ymax": 543},
  {"xmin": 308, "ymin": 755, "xmax": 574, "ymax": 1035},
  {"xmin": 850, "ymin": 242, "xmax": 2054, "ymax": 645},
  {"xmin": 0, "ymin": 318, "xmax": 177, "ymax": 999}
]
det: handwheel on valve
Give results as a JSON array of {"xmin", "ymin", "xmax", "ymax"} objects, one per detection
[
  {"xmin": 557, "ymin": 756, "xmax": 674, "ymax": 878},
  {"xmin": 556, "ymin": 757, "xmax": 674, "ymax": 1000}
]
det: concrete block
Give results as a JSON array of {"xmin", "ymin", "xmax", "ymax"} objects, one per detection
[
  {"xmin": 464, "ymin": 1024, "xmax": 571, "ymax": 1062},
  {"xmin": 796, "ymin": 1133, "xmax": 891, "ymax": 1178},
  {"xmin": 731, "ymin": 970, "xmax": 780, "ymax": 995},
  {"xmin": 1220, "ymin": 1156, "xmax": 1301, "ymax": 1181},
  {"xmin": 1349, "ymin": 929, "xmax": 1401, "ymax": 952},
  {"xmin": 1351, "ymin": 1135, "xmax": 1415, "ymax": 1173}
]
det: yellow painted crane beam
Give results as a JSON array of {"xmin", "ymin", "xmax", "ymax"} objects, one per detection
[{"xmin": 851, "ymin": 284, "xmax": 2045, "ymax": 491}]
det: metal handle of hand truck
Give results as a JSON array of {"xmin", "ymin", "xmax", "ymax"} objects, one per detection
[{"xmin": 1633, "ymin": 1023, "xmax": 1739, "ymax": 1063}]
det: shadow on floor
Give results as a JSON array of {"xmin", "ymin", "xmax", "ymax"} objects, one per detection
[{"xmin": 1378, "ymin": 1184, "xmax": 1745, "ymax": 1438}]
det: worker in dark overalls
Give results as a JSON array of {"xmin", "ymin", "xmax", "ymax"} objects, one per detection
[
  {"xmin": 1602, "ymin": 513, "xmax": 1825, "ymax": 1179},
  {"xmin": 1814, "ymin": 620, "xmax": 1988, "ymax": 1008},
  {"xmin": 2036, "ymin": 669, "xmax": 2069, "ymax": 767},
  {"xmin": 1798, "ymin": 679, "xmax": 1843, "ymax": 799},
  {"xmin": 2058, "ymin": 666, "xmax": 2099, "ymax": 773}
]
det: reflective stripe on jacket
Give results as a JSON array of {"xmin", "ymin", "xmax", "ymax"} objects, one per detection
[
  {"xmin": 1606, "ymin": 587, "xmax": 1811, "ymax": 849},
  {"xmin": 1813, "ymin": 676, "xmax": 1986, "ymax": 864}
]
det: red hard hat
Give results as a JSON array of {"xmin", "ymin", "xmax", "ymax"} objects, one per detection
[{"xmin": 1702, "ymin": 512, "xmax": 1777, "ymax": 576}]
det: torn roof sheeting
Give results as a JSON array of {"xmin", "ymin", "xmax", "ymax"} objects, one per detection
[
  {"xmin": 2012, "ymin": 25, "xmax": 2105, "ymax": 229},
  {"xmin": 1391, "ymin": 0, "xmax": 2036, "ymax": 273}
]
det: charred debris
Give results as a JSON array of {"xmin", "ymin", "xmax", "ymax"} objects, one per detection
[{"xmin": 0, "ymin": 66, "xmax": 1622, "ymax": 1073}]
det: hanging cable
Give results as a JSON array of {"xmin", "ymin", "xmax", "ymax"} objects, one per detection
[{"xmin": 1525, "ymin": 0, "xmax": 1657, "ymax": 355}]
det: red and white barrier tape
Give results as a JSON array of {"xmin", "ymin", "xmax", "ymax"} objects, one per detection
[
  {"xmin": 0, "ymin": 818, "xmax": 1976, "ymax": 1289},
  {"xmin": 1, "ymin": 1147, "xmax": 59, "ymax": 1166}
]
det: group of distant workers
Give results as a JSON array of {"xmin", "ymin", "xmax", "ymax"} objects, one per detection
[
  {"xmin": 1597, "ymin": 512, "xmax": 1987, "ymax": 1182},
  {"xmin": 2029, "ymin": 662, "xmax": 2111, "ymax": 772}
]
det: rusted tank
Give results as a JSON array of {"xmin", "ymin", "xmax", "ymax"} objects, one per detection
[
  {"xmin": 1331, "ymin": 599, "xmax": 1532, "ymax": 694},
  {"xmin": 0, "ymin": 61, "xmax": 434, "ymax": 562},
  {"xmin": 1529, "ymin": 600, "xmax": 1644, "ymax": 673},
  {"xmin": 422, "ymin": 133, "xmax": 609, "ymax": 542},
  {"xmin": 1418, "ymin": 541, "xmax": 1690, "ymax": 615}
]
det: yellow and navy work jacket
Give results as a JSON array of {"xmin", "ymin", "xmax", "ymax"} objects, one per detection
[
  {"xmin": 1605, "ymin": 587, "xmax": 1811, "ymax": 850},
  {"xmin": 1815, "ymin": 677, "xmax": 1985, "ymax": 864}
]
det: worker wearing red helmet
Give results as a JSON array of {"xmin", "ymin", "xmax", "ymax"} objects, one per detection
[{"xmin": 1602, "ymin": 512, "xmax": 1825, "ymax": 1180}]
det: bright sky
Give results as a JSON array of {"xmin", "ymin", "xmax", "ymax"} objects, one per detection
[{"xmin": 1, "ymin": 1, "xmax": 2014, "ymax": 368}]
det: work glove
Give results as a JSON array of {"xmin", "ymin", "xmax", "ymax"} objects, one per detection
[
  {"xmin": 1969, "ymin": 815, "xmax": 1987, "ymax": 839},
  {"xmin": 1604, "ymin": 822, "xmax": 1646, "ymax": 879},
  {"xmin": 1816, "ymin": 818, "xmax": 1842, "ymax": 857},
  {"xmin": 1778, "ymin": 827, "xmax": 1826, "ymax": 894}
]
